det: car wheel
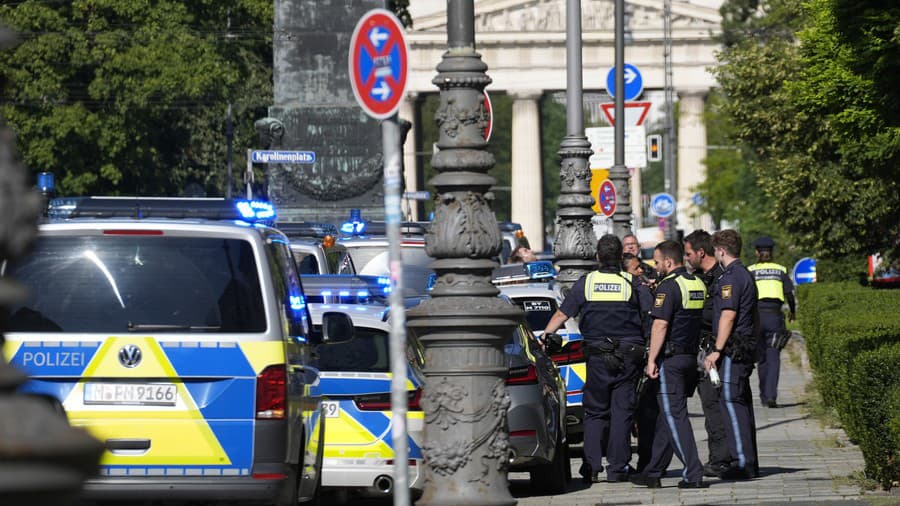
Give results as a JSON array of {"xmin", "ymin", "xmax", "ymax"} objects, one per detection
[{"xmin": 530, "ymin": 430, "xmax": 569, "ymax": 495}]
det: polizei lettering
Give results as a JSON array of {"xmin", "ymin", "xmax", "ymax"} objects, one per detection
[
  {"xmin": 22, "ymin": 351, "xmax": 85, "ymax": 368},
  {"xmin": 593, "ymin": 283, "xmax": 622, "ymax": 293}
]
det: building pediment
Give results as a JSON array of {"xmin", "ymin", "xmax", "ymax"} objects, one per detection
[{"xmin": 413, "ymin": 0, "xmax": 721, "ymax": 33}]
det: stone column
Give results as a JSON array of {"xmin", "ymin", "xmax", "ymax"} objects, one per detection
[
  {"xmin": 510, "ymin": 90, "xmax": 544, "ymax": 250},
  {"xmin": 400, "ymin": 93, "xmax": 420, "ymax": 221},
  {"xmin": 676, "ymin": 90, "xmax": 707, "ymax": 233}
]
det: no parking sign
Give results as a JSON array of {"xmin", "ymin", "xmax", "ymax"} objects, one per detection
[{"xmin": 349, "ymin": 9, "xmax": 408, "ymax": 119}]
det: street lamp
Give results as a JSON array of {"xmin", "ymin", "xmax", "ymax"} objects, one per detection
[
  {"xmin": 553, "ymin": 0, "xmax": 597, "ymax": 288},
  {"xmin": 406, "ymin": 1, "xmax": 519, "ymax": 505}
]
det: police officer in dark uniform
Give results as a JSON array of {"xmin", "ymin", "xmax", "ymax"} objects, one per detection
[
  {"xmin": 684, "ymin": 230, "xmax": 734, "ymax": 477},
  {"xmin": 630, "ymin": 240, "xmax": 708, "ymax": 489},
  {"xmin": 543, "ymin": 234, "xmax": 651, "ymax": 483},
  {"xmin": 704, "ymin": 230, "xmax": 760, "ymax": 479},
  {"xmin": 748, "ymin": 236, "xmax": 796, "ymax": 407}
]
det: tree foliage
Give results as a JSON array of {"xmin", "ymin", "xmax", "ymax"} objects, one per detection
[
  {"xmin": 711, "ymin": 0, "xmax": 900, "ymax": 267},
  {"xmin": 0, "ymin": 0, "xmax": 273, "ymax": 197}
]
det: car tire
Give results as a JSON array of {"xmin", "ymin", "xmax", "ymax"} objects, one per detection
[{"xmin": 530, "ymin": 431, "xmax": 569, "ymax": 495}]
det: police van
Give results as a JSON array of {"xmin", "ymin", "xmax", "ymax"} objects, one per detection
[{"xmin": 1, "ymin": 197, "xmax": 352, "ymax": 505}]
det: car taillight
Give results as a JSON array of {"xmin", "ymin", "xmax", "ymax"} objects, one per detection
[
  {"xmin": 355, "ymin": 389, "xmax": 423, "ymax": 411},
  {"xmin": 506, "ymin": 364, "xmax": 538, "ymax": 385},
  {"xmin": 256, "ymin": 364, "xmax": 286, "ymax": 419},
  {"xmin": 551, "ymin": 340, "xmax": 585, "ymax": 365}
]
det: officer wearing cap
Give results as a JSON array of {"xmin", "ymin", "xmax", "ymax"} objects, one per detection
[
  {"xmin": 748, "ymin": 236, "xmax": 796, "ymax": 407},
  {"xmin": 543, "ymin": 234, "xmax": 652, "ymax": 484},
  {"xmin": 704, "ymin": 229, "xmax": 760, "ymax": 480},
  {"xmin": 684, "ymin": 229, "xmax": 734, "ymax": 477},
  {"xmin": 630, "ymin": 240, "xmax": 708, "ymax": 489}
]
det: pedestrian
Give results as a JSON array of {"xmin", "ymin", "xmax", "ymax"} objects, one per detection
[
  {"xmin": 748, "ymin": 236, "xmax": 796, "ymax": 408},
  {"xmin": 684, "ymin": 229, "xmax": 735, "ymax": 478},
  {"xmin": 509, "ymin": 245, "xmax": 537, "ymax": 263},
  {"xmin": 543, "ymin": 234, "xmax": 651, "ymax": 484},
  {"xmin": 623, "ymin": 233, "xmax": 658, "ymax": 284},
  {"xmin": 623, "ymin": 252, "xmax": 658, "ymax": 473},
  {"xmin": 630, "ymin": 240, "xmax": 708, "ymax": 489},
  {"xmin": 703, "ymin": 229, "xmax": 760, "ymax": 480}
]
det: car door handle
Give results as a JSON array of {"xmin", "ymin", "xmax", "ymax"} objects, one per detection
[{"xmin": 106, "ymin": 438, "xmax": 151, "ymax": 455}]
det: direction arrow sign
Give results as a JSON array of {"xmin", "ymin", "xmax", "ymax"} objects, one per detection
[
  {"xmin": 649, "ymin": 193, "xmax": 675, "ymax": 218},
  {"xmin": 606, "ymin": 64, "xmax": 644, "ymax": 101},
  {"xmin": 483, "ymin": 90, "xmax": 493, "ymax": 142},
  {"xmin": 251, "ymin": 150, "xmax": 316, "ymax": 164},
  {"xmin": 349, "ymin": 9, "xmax": 408, "ymax": 119},
  {"xmin": 792, "ymin": 257, "xmax": 817, "ymax": 285},
  {"xmin": 597, "ymin": 179, "xmax": 617, "ymax": 217}
]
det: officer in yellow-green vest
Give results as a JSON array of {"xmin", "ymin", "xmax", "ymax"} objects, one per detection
[
  {"xmin": 748, "ymin": 236, "xmax": 796, "ymax": 408},
  {"xmin": 543, "ymin": 234, "xmax": 652, "ymax": 484},
  {"xmin": 630, "ymin": 240, "xmax": 708, "ymax": 489}
]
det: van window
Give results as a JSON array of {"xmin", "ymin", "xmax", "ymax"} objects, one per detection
[{"xmin": 4, "ymin": 236, "xmax": 266, "ymax": 333}]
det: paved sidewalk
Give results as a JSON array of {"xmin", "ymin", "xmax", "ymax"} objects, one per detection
[{"xmin": 510, "ymin": 337, "xmax": 876, "ymax": 505}]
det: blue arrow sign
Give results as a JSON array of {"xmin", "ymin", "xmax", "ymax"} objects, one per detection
[
  {"xmin": 606, "ymin": 64, "xmax": 644, "ymax": 101},
  {"xmin": 251, "ymin": 150, "xmax": 316, "ymax": 164},
  {"xmin": 650, "ymin": 193, "xmax": 675, "ymax": 218},
  {"xmin": 792, "ymin": 257, "xmax": 817, "ymax": 285}
]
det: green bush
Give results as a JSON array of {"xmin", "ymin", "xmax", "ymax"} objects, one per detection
[
  {"xmin": 815, "ymin": 257, "xmax": 868, "ymax": 283},
  {"xmin": 847, "ymin": 343, "xmax": 900, "ymax": 489},
  {"xmin": 800, "ymin": 282, "xmax": 900, "ymax": 488}
]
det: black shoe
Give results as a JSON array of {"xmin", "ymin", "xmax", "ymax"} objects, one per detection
[
  {"xmin": 677, "ymin": 480, "xmax": 709, "ymax": 489},
  {"xmin": 766, "ymin": 399, "xmax": 778, "ymax": 408},
  {"xmin": 720, "ymin": 466, "xmax": 757, "ymax": 480},
  {"xmin": 607, "ymin": 473, "xmax": 630, "ymax": 483},
  {"xmin": 579, "ymin": 463, "xmax": 603, "ymax": 484},
  {"xmin": 629, "ymin": 474, "xmax": 662, "ymax": 488},
  {"xmin": 703, "ymin": 462, "xmax": 730, "ymax": 478}
]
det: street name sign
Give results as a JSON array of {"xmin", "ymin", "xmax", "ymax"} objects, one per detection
[
  {"xmin": 349, "ymin": 9, "xmax": 408, "ymax": 119},
  {"xmin": 251, "ymin": 150, "xmax": 316, "ymax": 164},
  {"xmin": 605, "ymin": 63, "xmax": 644, "ymax": 101}
]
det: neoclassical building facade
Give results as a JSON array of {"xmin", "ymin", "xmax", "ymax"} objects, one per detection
[{"xmin": 401, "ymin": 0, "xmax": 721, "ymax": 247}]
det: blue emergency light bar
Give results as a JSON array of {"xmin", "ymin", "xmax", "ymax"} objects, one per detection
[
  {"xmin": 340, "ymin": 208, "xmax": 367, "ymax": 235},
  {"xmin": 47, "ymin": 197, "xmax": 277, "ymax": 225},
  {"xmin": 492, "ymin": 260, "xmax": 556, "ymax": 284}
]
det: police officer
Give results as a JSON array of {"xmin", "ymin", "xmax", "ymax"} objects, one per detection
[
  {"xmin": 543, "ymin": 234, "xmax": 651, "ymax": 483},
  {"xmin": 624, "ymin": 233, "xmax": 659, "ymax": 284},
  {"xmin": 684, "ymin": 230, "xmax": 734, "ymax": 478},
  {"xmin": 630, "ymin": 240, "xmax": 708, "ymax": 489},
  {"xmin": 704, "ymin": 230, "xmax": 760, "ymax": 480},
  {"xmin": 748, "ymin": 236, "xmax": 796, "ymax": 407}
]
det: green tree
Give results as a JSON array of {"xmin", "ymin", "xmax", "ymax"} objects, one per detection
[
  {"xmin": 712, "ymin": 0, "xmax": 900, "ymax": 269},
  {"xmin": 0, "ymin": 0, "xmax": 272, "ymax": 197}
]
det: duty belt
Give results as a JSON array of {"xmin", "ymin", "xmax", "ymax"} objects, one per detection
[{"xmin": 665, "ymin": 342, "xmax": 698, "ymax": 357}]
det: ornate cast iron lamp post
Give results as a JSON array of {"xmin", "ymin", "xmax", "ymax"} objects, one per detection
[
  {"xmin": 406, "ymin": 1, "xmax": 519, "ymax": 505},
  {"xmin": 553, "ymin": 0, "xmax": 597, "ymax": 288}
]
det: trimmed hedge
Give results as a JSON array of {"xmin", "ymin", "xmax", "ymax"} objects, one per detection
[{"xmin": 799, "ymin": 282, "xmax": 900, "ymax": 489}]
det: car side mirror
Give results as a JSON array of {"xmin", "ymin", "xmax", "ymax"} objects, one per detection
[{"xmin": 321, "ymin": 311, "xmax": 353, "ymax": 344}]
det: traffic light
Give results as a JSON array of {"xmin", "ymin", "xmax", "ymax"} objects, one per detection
[{"xmin": 647, "ymin": 134, "xmax": 662, "ymax": 162}]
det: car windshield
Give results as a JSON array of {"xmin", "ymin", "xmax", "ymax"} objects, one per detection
[
  {"xmin": 345, "ymin": 244, "xmax": 435, "ymax": 297},
  {"xmin": 510, "ymin": 296, "xmax": 558, "ymax": 332},
  {"xmin": 316, "ymin": 327, "xmax": 423, "ymax": 372},
  {"xmin": 3, "ymin": 235, "xmax": 266, "ymax": 333}
]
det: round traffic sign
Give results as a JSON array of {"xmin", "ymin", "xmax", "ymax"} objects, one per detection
[
  {"xmin": 598, "ymin": 179, "xmax": 617, "ymax": 218},
  {"xmin": 349, "ymin": 9, "xmax": 408, "ymax": 120},
  {"xmin": 605, "ymin": 63, "xmax": 644, "ymax": 101},
  {"xmin": 650, "ymin": 193, "xmax": 675, "ymax": 218},
  {"xmin": 792, "ymin": 257, "xmax": 817, "ymax": 285}
]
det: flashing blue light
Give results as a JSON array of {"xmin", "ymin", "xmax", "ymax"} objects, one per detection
[
  {"xmin": 338, "ymin": 290, "xmax": 351, "ymax": 298},
  {"xmin": 37, "ymin": 172, "xmax": 55, "ymax": 193},
  {"xmin": 340, "ymin": 208, "xmax": 367, "ymax": 236},
  {"xmin": 525, "ymin": 260, "xmax": 555, "ymax": 280},
  {"xmin": 426, "ymin": 273, "xmax": 438, "ymax": 291},
  {"xmin": 321, "ymin": 290, "xmax": 333, "ymax": 297},
  {"xmin": 376, "ymin": 276, "xmax": 390, "ymax": 286},
  {"xmin": 357, "ymin": 290, "xmax": 370, "ymax": 298},
  {"xmin": 235, "ymin": 200, "xmax": 276, "ymax": 223},
  {"xmin": 289, "ymin": 294, "xmax": 306, "ymax": 311}
]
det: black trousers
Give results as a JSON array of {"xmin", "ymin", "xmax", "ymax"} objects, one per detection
[
  {"xmin": 757, "ymin": 309, "xmax": 786, "ymax": 402},
  {"xmin": 719, "ymin": 356, "xmax": 759, "ymax": 472},
  {"xmin": 643, "ymin": 354, "xmax": 703, "ymax": 483},
  {"xmin": 635, "ymin": 377, "xmax": 659, "ymax": 473},
  {"xmin": 697, "ymin": 377, "xmax": 732, "ymax": 466},
  {"xmin": 582, "ymin": 351, "xmax": 642, "ymax": 479}
]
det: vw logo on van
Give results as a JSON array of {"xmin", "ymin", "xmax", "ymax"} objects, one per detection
[{"xmin": 118, "ymin": 344, "xmax": 143, "ymax": 368}]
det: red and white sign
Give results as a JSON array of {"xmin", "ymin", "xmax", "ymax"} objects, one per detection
[
  {"xmin": 597, "ymin": 179, "xmax": 617, "ymax": 217},
  {"xmin": 600, "ymin": 101, "xmax": 652, "ymax": 127},
  {"xmin": 483, "ymin": 90, "xmax": 493, "ymax": 142},
  {"xmin": 349, "ymin": 9, "xmax": 408, "ymax": 119}
]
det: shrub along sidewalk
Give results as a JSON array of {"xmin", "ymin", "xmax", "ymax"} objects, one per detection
[{"xmin": 799, "ymin": 282, "xmax": 900, "ymax": 490}]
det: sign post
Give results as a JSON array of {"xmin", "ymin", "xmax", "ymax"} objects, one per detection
[{"xmin": 350, "ymin": 10, "xmax": 409, "ymax": 506}]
